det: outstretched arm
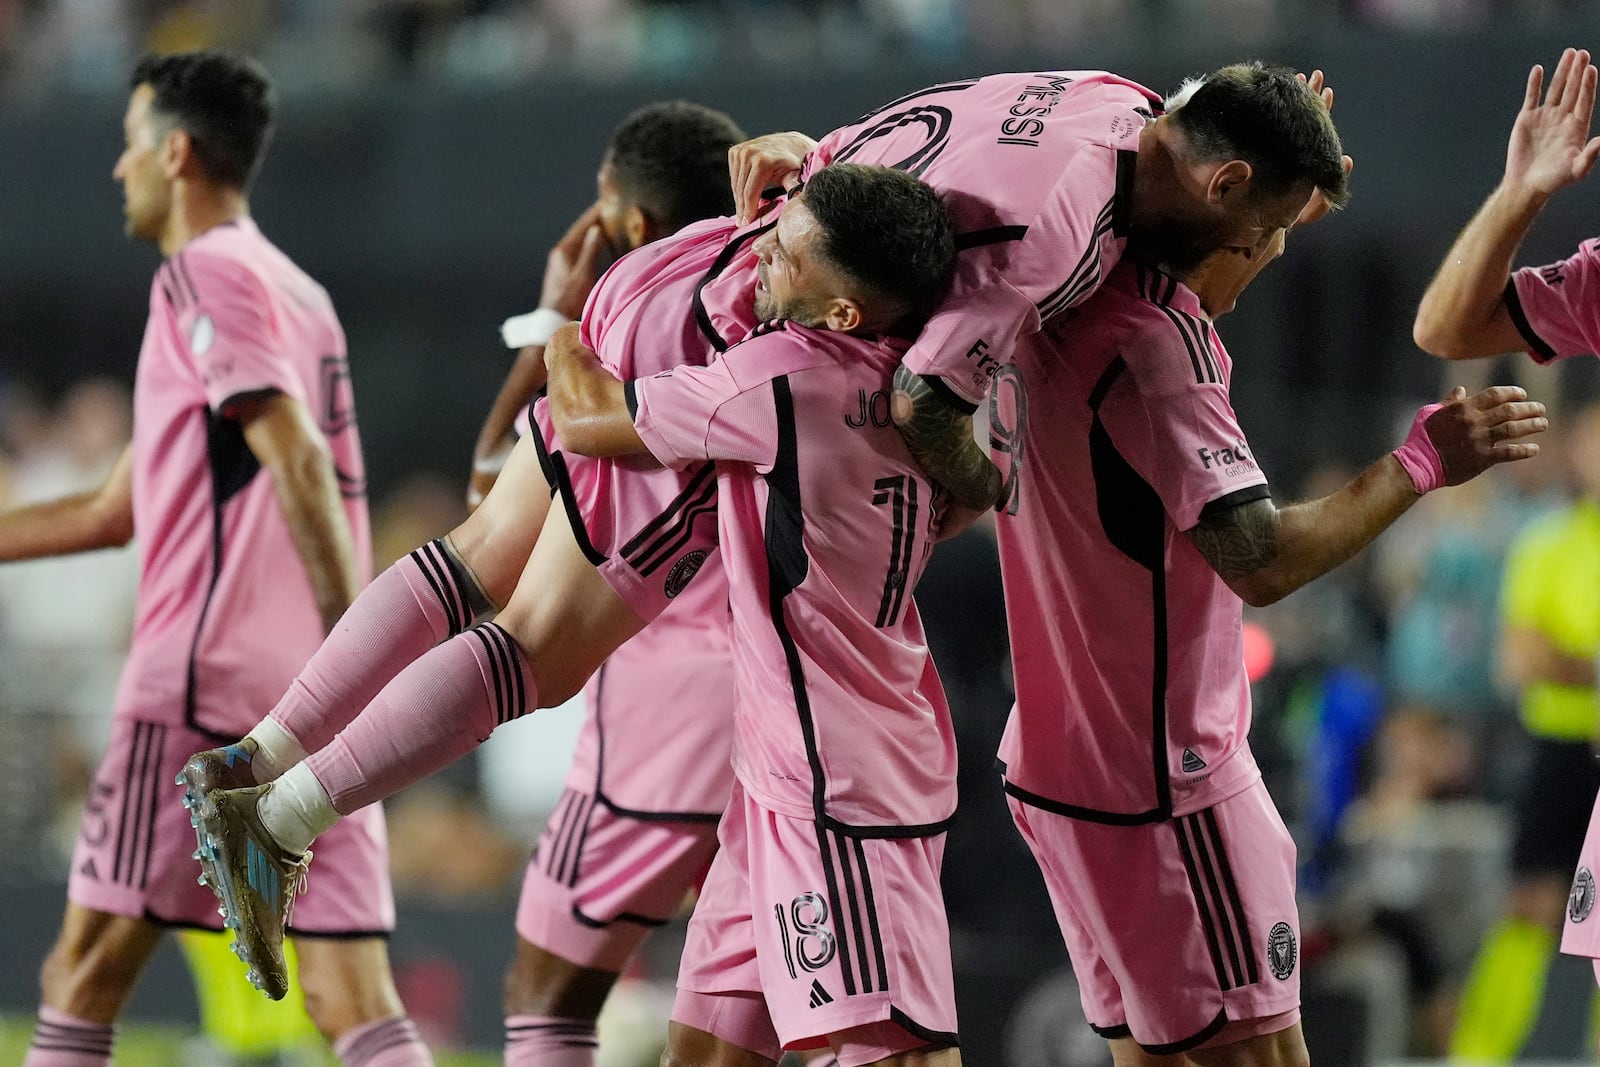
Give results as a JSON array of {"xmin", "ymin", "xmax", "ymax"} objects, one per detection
[
  {"xmin": 1414, "ymin": 48, "xmax": 1600, "ymax": 360},
  {"xmin": 1189, "ymin": 386, "xmax": 1545, "ymax": 606},
  {"xmin": 0, "ymin": 444, "xmax": 134, "ymax": 562},
  {"xmin": 543, "ymin": 323, "xmax": 648, "ymax": 457}
]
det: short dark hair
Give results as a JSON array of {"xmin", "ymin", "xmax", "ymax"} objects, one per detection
[
  {"xmin": 1171, "ymin": 62, "xmax": 1349, "ymax": 208},
  {"xmin": 606, "ymin": 101, "xmax": 746, "ymax": 233},
  {"xmin": 802, "ymin": 163, "xmax": 956, "ymax": 327},
  {"xmin": 132, "ymin": 51, "xmax": 276, "ymax": 191}
]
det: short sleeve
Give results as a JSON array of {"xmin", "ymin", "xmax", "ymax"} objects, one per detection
[
  {"xmin": 631, "ymin": 356, "xmax": 778, "ymax": 471},
  {"xmin": 1508, "ymin": 239, "xmax": 1600, "ymax": 363},
  {"xmin": 168, "ymin": 249, "xmax": 299, "ymax": 414},
  {"xmin": 1110, "ymin": 320, "xmax": 1269, "ymax": 532},
  {"xmin": 900, "ymin": 144, "xmax": 1128, "ymax": 406}
]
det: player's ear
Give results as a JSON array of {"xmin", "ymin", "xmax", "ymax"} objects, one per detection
[
  {"xmin": 623, "ymin": 205, "xmax": 652, "ymax": 251},
  {"xmin": 1207, "ymin": 159, "xmax": 1254, "ymax": 205},
  {"xmin": 161, "ymin": 127, "xmax": 193, "ymax": 181},
  {"xmin": 824, "ymin": 297, "xmax": 864, "ymax": 333}
]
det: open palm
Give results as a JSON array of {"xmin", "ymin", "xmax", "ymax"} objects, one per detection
[{"xmin": 1507, "ymin": 48, "xmax": 1600, "ymax": 196}]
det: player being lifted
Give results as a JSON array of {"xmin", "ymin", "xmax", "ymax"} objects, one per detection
[{"xmin": 2, "ymin": 52, "xmax": 433, "ymax": 1067}]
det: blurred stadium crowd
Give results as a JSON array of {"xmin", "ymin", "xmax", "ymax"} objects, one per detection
[{"xmin": 0, "ymin": 0, "xmax": 1590, "ymax": 94}]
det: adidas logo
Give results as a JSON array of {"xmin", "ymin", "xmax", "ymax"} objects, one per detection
[
  {"xmin": 1181, "ymin": 748, "xmax": 1207, "ymax": 774},
  {"xmin": 808, "ymin": 978, "xmax": 834, "ymax": 1008}
]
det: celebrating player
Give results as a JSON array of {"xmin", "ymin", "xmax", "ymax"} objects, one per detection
[
  {"xmin": 719, "ymin": 63, "xmax": 1348, "ymax": 513},
  {"xmin": 4, "ymin": 52, "xmax": 432, "ymax": 1067},
  {"xmin": 986, "ymin": 204, "xmax": 1546, "ymax": 1065},
  {"xmin": 1410, "ymin": 47, "xmax": 1600, "ymax": 1014}
]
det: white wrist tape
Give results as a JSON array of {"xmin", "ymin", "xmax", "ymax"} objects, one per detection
[{"xmin": 499, "ymin": 307, "xmax": 569, "ymax": 350}]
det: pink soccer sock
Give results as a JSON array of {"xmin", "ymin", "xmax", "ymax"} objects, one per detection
[
  {"xmin": 305, "ymin": 623, "xmax": 537, "ymax": 815},
  {"xmin": 23, "ymin": 1007, "xmax": 112, "ymax": 1066},
  {"xmin": 505, "ymin": 1014, "xmax": 599, "ymax": 1066},
  {"xmin": 333, "ymin": 1015, "xmax": 434, "ymax": 1066},
  {"xmin": 269, "ymin": 539, "xmax": 485, "ymax": 754}
]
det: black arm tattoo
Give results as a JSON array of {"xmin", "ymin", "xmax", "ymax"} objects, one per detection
[
  {"xmin": 891, "ymin": 364, "xmax": 1003, "ymax": 510},
  {"xmin": 1186, "ymin": 497, "xmax": 1281, "ymax": 582}
]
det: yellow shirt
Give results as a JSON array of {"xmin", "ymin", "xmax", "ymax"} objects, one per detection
[{"xmin": 1502, "ymin": 498, "xmax": 1600, "ymax": 740}]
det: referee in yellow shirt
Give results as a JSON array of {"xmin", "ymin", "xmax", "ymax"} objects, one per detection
[{"xmin": 1454, "ymin": 407, "xmax": 1600, "ymax": 1060}]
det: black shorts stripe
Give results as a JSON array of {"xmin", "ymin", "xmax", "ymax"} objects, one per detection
[
  {"xmin": 410, "ymin": 546, "xmax": 462, "ymax": 636},
  {"xmin": 816, "ymin": 827, "xmax": 859, "ymax": 997},
  {"xmin": 619, "ymin": 464, "xmax": 719, "ymax": 576},
  {"xmin": 549, "ymin": 790, "xmax": 584, "ymax": 884},
  {"xmin": 555, "ymin": 792, "xmax": 594, "ymax": 887},
  {"xmin": 833, "ymin": 829, "xmax": 878, "ymax": 993},
  {"xmin": 112, "ymin": 723, "xmax": 148, "ymax": 886},
  {"xmin": 125, "ymin": 723, "xmax": 156, "ymax": 887},
  {"xmin": 1173, "ymin": 816, "xmax": 1233, "ymax": 990},
  {"xmin": 1187, "ymin": 813, "xmax": 1247, "ymax": 987},
  {"xmin": 538, "ymin": 789, "xmax": 577, "ymax": 877},
  {"xmin": 1201, "ymin": 807, "xmax": 1258, "ymax": 984},
  {"xmin": 134, "ymin": 723, "xmax": 167, "ymax": 889},
  {"xmin": 852, "ymin": 835, "xmax": 890, "ymax": 992}
]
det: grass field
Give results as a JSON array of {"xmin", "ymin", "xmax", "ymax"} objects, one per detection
[{"xmin": 0, "ymin": 1016, "xmax": 498, "ymax": 1066}]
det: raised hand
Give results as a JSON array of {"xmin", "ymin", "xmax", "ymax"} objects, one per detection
[
  {"xmin": 1294, "ymin": 68, "xmax": 1354, "ymax": 228},
  {"xmin": 1506, "ymin": 48, "xmax": 1600, "ymax": 198},
  {"xmin": 729, "ymin": 131, "xmax": 819, "ymax": 225},
  {"xmin": 1425, "ymin": 385, "xmax": 1547, "ymax": 485},
  {"xmin": 539, "ymin": 202, "xmax": 608, "ymax": 319}
]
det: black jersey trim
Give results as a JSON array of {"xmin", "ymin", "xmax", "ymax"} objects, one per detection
[
  {"xmin": 1111, "ymin": 149, "xmax": 1137, "ymax": 238},
  {"xmin": 919, "ymin": 372, "xmax": 979, "ymax": 416},
  {"xmin": 623, "ymin": 379, "xmax": 639, "ymax": 420},
  {"xmin": 1037, "ymin": 199, "xmax": 1114, "ymax": 321},
  {"xmin": 185, "ymin": 407, "xmax": 263, "ymax": 741},
  {"xmin": 1137, "ymin": 1008, "xmax": 1229, "ymax": 1056},
  {"xmin": 889, "ymin": 1007, "xmax": 960, "ymax": 1048},
  {"xmin": 1001, "ymin": 779, "xmax": 1166, "ymax": 825},
  {"xmin": 593, "ymin": 792, "xmax": 724, "ymax": 824},
  {"xmin": 1087, "ymin": 355, "xmax": 1126, "ymax": 411},
  {"xmin": 694, "ymin": 221, "xmax": 776, "ymax": 353},
  {"xmin": 1198, "ymin": 485, "xmax": 1272, "ymax": 521},
  {"xmin": 590, "ymin": 659, "xmax": 726, "ymax": 823},
  {"xmin": 1504, "ymin": 277, "xmax": 1559, "ymax": 363},
  {"xmin": 954, "ymin": 225, "xmax": 1030, "ymax": 250},
  {"xmin": 141, "ymin": 908, "xmax": 394, "ymax": 940},
  {"xmin": 821, "ymin": 813, "xmax": 956, "ymax": 838},
  {"xmin": 533, "ymin": 434, "xmax": 608, "ymax": 567},
  {"xmin": 570, "ymin": 904, "xmax": 670, "ymax": 930}
]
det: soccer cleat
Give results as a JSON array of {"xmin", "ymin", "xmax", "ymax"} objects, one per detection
[
  {"xmin": 176, "ymin": 738, "xmax": 260, "ymax": 797},
  {"xmin": 181, "ymin": 781, "xmax": 310, "ymax": 1001}
]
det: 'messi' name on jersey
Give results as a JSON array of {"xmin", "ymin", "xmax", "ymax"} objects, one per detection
[{"xmin": 997, "ymin": 74, "xmax": 1074, "ymax": 147}]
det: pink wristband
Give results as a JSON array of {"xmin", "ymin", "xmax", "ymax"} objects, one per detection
[{"xmin": 1392, "ymin": 402, "xmax": 1447, "ymax": 494}]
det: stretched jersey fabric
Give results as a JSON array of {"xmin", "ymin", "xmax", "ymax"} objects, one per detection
[
  {"xmin": 697, "ymin": 71, "xmax": 1160, "ymax": 405},
  {"xmin": 991, "ymin": 261, "xmax": 1269, "ymax": 822},
  {"xmin": 631, "ymin": 323, "xmax": 956, "ymax": 833},
  {"xmin": 119, "ymin": 218, "xmax": 371, "ymax": 739},
  {"xmin": 1508, "ymin": 236, "xmax": 1600, "ymax": 363}
]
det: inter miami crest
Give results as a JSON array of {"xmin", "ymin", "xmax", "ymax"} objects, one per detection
[
  {"xmin": 664, "ymin": 549, "xmax": 709, "ymax": 599},
  {"xmin": 1571, "ymin": 867, "xmax": 1596, "ymax": 924},
  {"xmin": 1267, "ymin": 922, "xmax": 1297, "ymax": 981}
]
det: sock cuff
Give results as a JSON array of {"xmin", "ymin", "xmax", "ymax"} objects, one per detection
[
  {"xmin": 463, "ymin": 623, "xmax": 533, "ymax": 726},
  {"xmin": 32, "ymin": 1007, "xmax": 113, "ymax": 1056},
  {"xmin": 333, "ymin": 1015, "xmax": 424, "ymax": 1066},
  {"xmin": 404, "ymin": 540, "xmax": 477, "ymax": 638}
]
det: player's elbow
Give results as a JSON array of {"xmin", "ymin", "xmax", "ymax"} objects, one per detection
[
  {"xmin": 1228, "ymin": 571, "xmax": 1289, "ymax": 609},
  {"xmin": 95, "ymin": 502, "xmax": 134, "ymax": 549},
  {"xmin": 1412, "ymin": 305, "xmax": 1483, "ymax": 361}
]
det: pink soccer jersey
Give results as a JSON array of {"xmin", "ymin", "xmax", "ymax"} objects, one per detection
[
  {"xmin": 1509, "ymin": 236, "xmax": 1600, "ymax": 363},
  {"xmin": 697, "ymin": 72, "xmax": 1161, "ymax": 404},
  {"xmin": 631, "ymin": 323, "xmax": 956, "ymax": 832},
  {"xmin": 991, "ymin": 261, "xmax": 1268, "ymax": 821},
  {"xmin": 116, "ymin": 218, "xmax": 371, "ymax": 739}
]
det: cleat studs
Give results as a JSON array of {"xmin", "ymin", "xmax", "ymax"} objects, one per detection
[
  {"xmin": 197, "ymin": 873, "xmax": 207, "ymax": 886},
  {"xmin": 174, "ymin": 773, "xmax": 185, "ymax": 785}
]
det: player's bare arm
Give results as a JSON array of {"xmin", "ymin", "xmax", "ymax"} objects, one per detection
[
  {"xmin": 729, "ymin": 131, "xmax": 818, "ymax": 224},
  {"xmin": 544, "ymin": 321, "xmax": 649, "ymax": 457},
  {"xmin": 1189, "ymin": 385, "xmax": 1547, "ymax": 606},
  {"xmin": 237, "ymin": 390, "xmax": 361, "ymax": 633},
  {"xmin": 1414, "ymin": 48, "xmax": 1600, "ymax": 360},
  {"xmin": 0, "ymin": 444, "xmax": 133, "ymax": 562},
  {"xmin": 470, "ymin": 204, "xmax": 605, "ymax": 506},
  {"xmin": 891, "ymin": 364, "xmax": 1003, "ymax": 511}
]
